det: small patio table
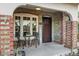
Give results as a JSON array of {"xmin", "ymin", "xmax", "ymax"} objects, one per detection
[{"xmin": 25, "ymin": 35, "xmax": 35, "ymax": 47}]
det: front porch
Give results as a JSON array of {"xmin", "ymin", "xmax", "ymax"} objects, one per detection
[
  {"xmin": 12, "ymin": 4, "xmax": 78, "ymax": 56},
  {"xmin": 15, "ymin": 42, "xmax": 71, "ymax": 56},
  {"xmin": 0, "ymin": 3, "xmax": 78, "ymax": 56}
]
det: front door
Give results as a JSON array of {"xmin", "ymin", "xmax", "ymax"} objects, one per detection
[{"xmin": 42, "ymin": 17, "xmax": 52, "ymax": 43}]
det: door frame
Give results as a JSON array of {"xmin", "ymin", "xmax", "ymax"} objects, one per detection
[{"xmin": 42, "ymin": 16, "xmax": 52, "ymax": 43}]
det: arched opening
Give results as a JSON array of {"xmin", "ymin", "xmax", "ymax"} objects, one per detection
[
  {"xmin": 0, "ymin": 4, "xmax": 77, "ymax": 56},
  {"xmin": 13, "ymin": 4, "xmax": 73, "ymax": 49}
]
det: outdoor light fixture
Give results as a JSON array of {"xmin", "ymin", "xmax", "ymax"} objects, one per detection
[{"xmin": 36, "ymin": 8, "xmax": 41, "ymax": 10}]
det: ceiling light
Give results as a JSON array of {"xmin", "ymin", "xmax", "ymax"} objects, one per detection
[{"xmin": 36, "ymin": 8, "xmax": 41, "ymax": 10}]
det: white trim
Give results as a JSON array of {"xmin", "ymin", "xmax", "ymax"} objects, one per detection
[
  {"xmin": 38, "ymin": 15, "xmax": 43, "ymax": 44},
  {"xmin": 30, "ymin": 17, "xmax": 32, "ymax": 35},
  {"xmin": 20, "ymin": 16, "xmax": 22, "ymax": 39},
  {"xmin": 52, "ymin": 16, "xmax": 54, "ymax": 41}
]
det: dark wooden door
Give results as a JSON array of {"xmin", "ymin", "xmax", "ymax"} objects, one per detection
[{"xmin": 42, "ymin": 17, "xmax": 52, "ymax": 43}]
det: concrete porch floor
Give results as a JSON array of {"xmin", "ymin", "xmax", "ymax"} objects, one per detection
[{"xmin": 16, "ymin": 42, "xmax": 71, "ymax": 56}]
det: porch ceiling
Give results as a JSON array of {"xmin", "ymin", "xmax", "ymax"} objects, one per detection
[{"xmin": 14, "ymin": 4, "xmax": 61, "ymax": 14}]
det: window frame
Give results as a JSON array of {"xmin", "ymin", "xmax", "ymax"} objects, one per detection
[{"xmin": 14, "ymin": 13, "xmax": 38, "ymax": 39}]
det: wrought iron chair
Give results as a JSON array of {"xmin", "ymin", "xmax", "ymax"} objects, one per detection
[
  {"xmin": 33, "ymin": 32, "xmax": 40, "ymax": 48},
  {"xmin": 24, "ymin": 36, "xmax": 29, "ymax": 47}
]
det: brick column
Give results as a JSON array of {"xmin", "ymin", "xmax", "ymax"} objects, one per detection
[
  {"xmin": 9, "ymin": 16, "xmax": 14, "ymax": 55},
  {"xmin": 64, "ymin": 21, "xmax": 78, "ymax": 48},
  {"xmin": 72, "ymin": 21, "xmax": 78, "ymax": 48},
  {"xmin": 0, "ymin": 15, "xmax": 14, "ymax": 56}
]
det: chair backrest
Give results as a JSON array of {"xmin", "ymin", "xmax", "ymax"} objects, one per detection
[
  {"xmin": 25, "ymin": 37, "xmax": 29, "ymax": 40},
  {"xmin": 30, "ymin": 36, "xmax": 36, "ymax": 40},
  {"xmin": 34, "ymin": 32, "xmax": 39, "ymax": 38}
]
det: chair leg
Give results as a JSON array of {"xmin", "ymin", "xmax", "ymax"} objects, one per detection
[
  {"xmin": 35, "ymin": 39, "xmax": 37, "ymax": 48},
  {"xmin": 30, "ymin": 40, "xmax": 32, "ymax": 47},
  {"xmin": 28, "ymin": 40, "xmax": 30, "ymax": 48},
  {"xmin": 26, "ymin": 40, "xmax": 27, "ymax": 47}
]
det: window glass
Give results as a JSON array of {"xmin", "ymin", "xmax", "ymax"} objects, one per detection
[
  {"xmin": 23, "ymin": 17, "xmax": 30, "ymax": 36},
  {"xmin": 32, "ymin": 17, "xmax": 37, "ymax": 35},
  {"xmin": 15, "ymin": 16, "xmax": 20, "ymax": 20},
  {"xmin": 23, "ymin": 17, "xmax": 30, "ymax": 20},
  {"xmin": 15, "ymin": 16, "xmax": 20, "ymax": 37}
]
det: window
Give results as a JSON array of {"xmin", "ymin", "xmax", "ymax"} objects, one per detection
[
  {"xmin": 15, "ymin": 16, "xmax": 20, "ymax": 37},
  {"xmin": 23, "ymin": 17, "xmax": 30, "ymax": 36},
  {"xmin": 15, "ymin": 16, "xmax": 20, "ymax": 20},
  {"xmin": 14, "ymin": 15, "xmax": 38, "ymax": 38},
  {"xmin": 23, "ymin": 17, "xmax": 30, "ymax": 20},
  {"xmin": 15, "ymin": 26, "xmax": 20, "ymax": 37}
]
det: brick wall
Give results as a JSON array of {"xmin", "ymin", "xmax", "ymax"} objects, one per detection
[
  {"xmin": 0, "ymin": 15, "xmax": 14, "ymax": 56},
  {"xmin": 71, "ymin": 21, "xmax": 78, "ymax": 48},
  {"xmin": 64, "ymin": 21, "xmax": 78, "ymax": 48}
]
